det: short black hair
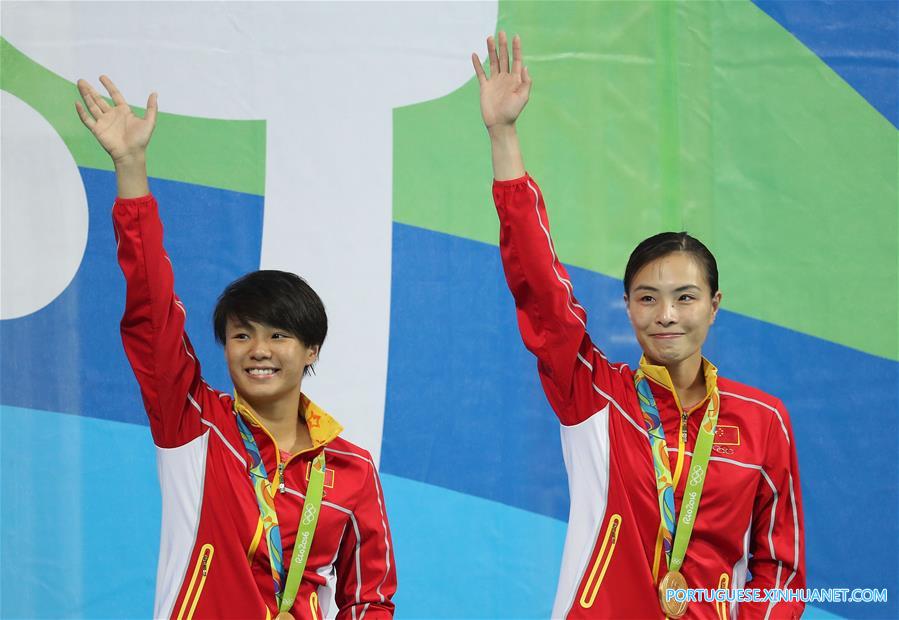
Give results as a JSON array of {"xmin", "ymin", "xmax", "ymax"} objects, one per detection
[
  {"xmin": 213, "ymin": 270, "xmax": 327, "ymax": 375},
  {"xmin": 624, "ymin": 232, "xmax": 719, "ymax": 295}
]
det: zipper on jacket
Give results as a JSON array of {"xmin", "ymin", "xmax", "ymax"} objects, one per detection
[
  {"xmin": 237, "ymin": 403, "xmax": 324, "ymax": 489},
  {"xmin": 176, "ymin": 543, "xmax": 214, "ymax": 620},
  {"xmin": 579, "ymin": 514, "xmax": 622, "ymax": 608},
  {"xmin": 278, "ymin": 461, "xmax": 286, "ymax": 494}
]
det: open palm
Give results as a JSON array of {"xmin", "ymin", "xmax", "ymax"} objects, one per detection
[
  {"xmin": 75, "ymin": 76, "xmax": 157, "ymax": 164},
  {"xmin": 472, "ymin": 32, "xmax": 532, "ymax": 130}
]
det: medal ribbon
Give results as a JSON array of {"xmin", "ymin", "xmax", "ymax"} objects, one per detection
[
  {"xmin": 634, "ymin": 366, "xmax": 719, "ymax": 573},
  {"xmin": 236, "ymin": 412, "xmax": 326, "ymax": 613}
]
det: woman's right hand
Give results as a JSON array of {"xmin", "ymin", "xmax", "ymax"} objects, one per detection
[
  {"xmin": 75, "ymin": 75, "xmax": 157, "ymax": 166},
  {"xmin": 472, "ymin": 31, "xmax": 532, "ymax": 133}
]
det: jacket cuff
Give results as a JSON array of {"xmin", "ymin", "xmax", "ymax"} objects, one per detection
[
  {"xmin": 492, "ymin": 173, "xmax": 531, "ymax": 188},
  {"xmin": 115, "ymin": 194, "xmax": 155, "ymax": 207}
]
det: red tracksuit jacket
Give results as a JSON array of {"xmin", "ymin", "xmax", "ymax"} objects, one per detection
[
  {"xmin": 493, "ymin": 175, "xmax": 805, "ymax": 619},
  {"xmin": 113, "ymin": 194, "xmax": 396, "ymax": 620}
]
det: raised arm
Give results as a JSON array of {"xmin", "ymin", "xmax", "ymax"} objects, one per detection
[
  {"xmin": 473, "ymin": 35, "xmax": 625, "ymax": 424},
  {"xmin": 76, "ymin": 77, "xmax": 205, "ymax": 448}
]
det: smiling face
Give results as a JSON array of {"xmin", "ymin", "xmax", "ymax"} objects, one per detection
[
  {"xmin": 224, "ymin": 317, "xmax": 319, "ymax": 411},
  {"xmin": 625, "ymin": 252, "xmax": 721, "ymax": 369}
]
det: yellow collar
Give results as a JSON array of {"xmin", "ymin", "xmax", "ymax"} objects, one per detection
[
  {"xmin": 638, "ymin": 355, "xmax": 719, "ymax": 412},
  {"xmin": 234, "ymin": 393, "xmax": 344, "ymax": 448}
]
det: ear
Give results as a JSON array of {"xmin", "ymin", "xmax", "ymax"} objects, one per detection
[
  {"xmin": 305, "ymin": 344, "xmax": 320, "ymax": 366},
  {"xmin": 623, "ymin": 293, "xmax": 632, "ymax": 322},
  {"xmin": 709, "ymin": 291, "xmax": 722, "ymax": 324}
]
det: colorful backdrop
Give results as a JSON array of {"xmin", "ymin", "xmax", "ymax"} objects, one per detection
[{"xmin": 2, "ymin": 1, "xmax": 896, "ymax": 618}]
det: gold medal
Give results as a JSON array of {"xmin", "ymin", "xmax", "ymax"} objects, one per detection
[
  {"xmin": 275, "ymin": 613, "xmax": 295, "ymax": 620},
  {"xmin": 658, "ymin": 570, "xmax": 688, "ymax": 618}
]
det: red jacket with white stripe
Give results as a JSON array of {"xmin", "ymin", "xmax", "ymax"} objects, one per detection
[
  {"xmin": 493, "ymin": 175, "xmax": 805, "ymax": 620},
  {"xmin": 113, "ymin": 194, "xmax": 396, "ymax": 620}
]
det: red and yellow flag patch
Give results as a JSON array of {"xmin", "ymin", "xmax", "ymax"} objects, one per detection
[{"xmin": 714, "ymin": 425, "xmax": 740, "ymax": 446}]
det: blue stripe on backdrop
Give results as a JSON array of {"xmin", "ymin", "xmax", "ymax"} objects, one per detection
[
  {"xmin": 0, "ymin": 405, "xmax": 159, "ymax": 618},
  {"xmin": 381, "ymin": 223, "xmax": 898, "ymax": 619},
  {"xmin": 383, "ymin": 474, "xmax": 565, "ymax": 618},
  {"xmin": 752, "ymin": 0, "xmax": 899, "ymax": 128},
  {"xmin": 0, "ymin": 169, "xmax": 262, "ymax": 423}
]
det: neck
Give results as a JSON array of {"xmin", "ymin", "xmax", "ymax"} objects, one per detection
[
  {"xmin": 652, "ymin": 353, "xmax": 707, "ymax": 409},
  {"xmin": 244, "ymin": 392, "xmax": 304, "ymax": 451}
]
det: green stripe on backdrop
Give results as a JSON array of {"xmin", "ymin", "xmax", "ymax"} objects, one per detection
[
  {"xmin": 393, "ymin": 0, "xmax": 898, "ymax": 361},
  {"xmin": 1, "ymin": 38, "xmax": 266, "ymax": 196}
]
